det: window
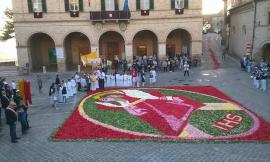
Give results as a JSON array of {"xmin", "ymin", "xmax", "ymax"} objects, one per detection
[
  {"xmin": 101, "ymin": 0, "xmax": 119, "ymax": 11},
  {"xmin": 33, "ymin": 0, "xmax": 42, "ymax": 12},
  {"xmin": 171, "ymin": 0, "xmax": 188, "ymax": 9},
  {"xmin": 136, "ymin": 0, "xmax": 154, "ymax": 11},
  {"xmin": 242, "ymin": 25, "xmax": 246, "ymax": 35},
  {"xmin": 65, "ymin": 0, "xmax": 83, "ymax": 12},
  {"xmin": 70, "ymin": 0, "xmax": 79, "ymax": 11},
  {"xmin": 28, "ymin": 0, "xmax": 47, "ymax": 12},
  {"xmin": 106, "ymin": 0, "xmax": 115, "ymax": 11}
]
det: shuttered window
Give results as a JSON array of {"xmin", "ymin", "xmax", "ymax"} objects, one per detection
[
  {"xmin": 136, "ymin": 0, "xmax": 140, "ymax": 11},
  {"xmin": 115, "ymin": 0, "xmax": 119, "ymax": 10},
  {"xmin": 28, "ymin": 0, "xmax": 33, "ymax": 12},
  {"xmin": 171, "ymin": 0, "xmax": 175, "ymax": 9},
  {"xmin": 101, "ymin": 0, "xmax": 105, "ymax": 11},
  {"xmin": 149, "ymin": 0, "xmax": 154, "ymax": 10},
  {"xmin": 79, "ymin": 0, "xmax": 83, "ymax": 11},
  {"xmin": 64, "ymin": 0, "xmax": 69, "ymax": 11},
  {"xmin": 184, "ymin": 0, "xmax": 188, "ymax": 9},
  {"xmin": 42, "ymin": 0, "xmax": 47, "ymax": 12}
]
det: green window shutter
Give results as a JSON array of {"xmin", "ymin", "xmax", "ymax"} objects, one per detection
[
  {"xmin": 64, "ymin": 0, "xmax": 69, "ymax": 12},
  {"xmin": 150, "ymin": 0, "xmax": 154, "ymax": 10},
  {"xmin": 184, "ymin": 0, "xmax": 188, "ymax": 9},
  {"xmin": 171, "ymin": 0, "xmax": 175, "ymax": 9},
  {"xmin": 28, "ymin": 0, "xmax": 33, "ymax": 13},
  {"xmin": 42, "ymin": 0, "xmax": 47, "ymax": 12},
  {"xmin": 115, "ymin": 0, "xmax": 119, "ymax": 10},
  {"xmin": 136, "ymin": 0, "xmax": 140, "ymax": 11},
  {"xmin": 79, "ymin": 0, "xmax": 83, "ymax": 11},
  {"xmin": 101, "ymin": 0, "xmax": 105, "ymax": 11}
]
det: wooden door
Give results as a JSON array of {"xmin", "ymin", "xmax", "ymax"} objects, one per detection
[
  {"xmin": 166, "ymin": 44, "xmax": 175, "ymax": 58},
  {"xmin": 107, "ymin": 42, "xmax": 119, "ymax": 61},
  {"xmin": 137, "ymin": 46, "xmax": 147, "ymax": 57}
]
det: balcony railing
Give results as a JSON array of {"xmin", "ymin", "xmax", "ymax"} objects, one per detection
[{"xmin": 90, "ymin": 10, "xmax": 131, "ymax": 21}]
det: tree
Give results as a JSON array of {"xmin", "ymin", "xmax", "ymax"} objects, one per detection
[{"xmin": 0, "ymin": 8, "xmax": 14, "ymax": 41}]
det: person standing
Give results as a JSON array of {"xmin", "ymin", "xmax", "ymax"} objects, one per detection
[
  {"xmin": 90, "ymin": 72, "xmax": 97, "ymax": 91},
  {"xmin": 141, "ymin": 72, "xmax": 146, "ymax": 86},
  {"xmin": 55, "ymin": 74, "xmax": 61, "ymax": 85},
  {"xmin": 184, "ymin": 62, "xmax": 190, "ymax": 79},
  {"xmin": 49, "ymin": 83, "xmax": 56, "ymax": 107},
  {"xmin": 149, "ymin": 68, "xmax": 157, "ymax": 85},
  {"xmin": 5, "ymin": 102, "xmax": 19, "ymax": 143},
  {"xmin": 99, "ymin": 70, "xmax": 106, "ymax": 90},
  {"xmin": 10, "ymin": 80, "xmax": 17, "ymax": 95},
  {"xmin": 62, "ymin": 81, "xmax": 68, "ymax": 104},
  {"xmin": 131, "ymin": 67, "xmax": 138, "ymax": 87},
  {"xmin": 75, "ymin": 72, "xmax": 81, "ymax": 91},
  {"xmin": 37, "ymin": 75, "xmax": 43, "ymax": 93},
  {"xmin": 71, "ymin": 77, "xmax": 77, "ymax": 95}
]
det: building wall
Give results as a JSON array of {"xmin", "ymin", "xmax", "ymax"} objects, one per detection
[
  {"xmin": 228, "ymin": 2, "xmax": 254, "ymax": 58},
  {"xmin": 252, "ymin": 1, "xmax": 270, "ymax": 60},
  {"xmin": 13, "ymin": 0, "xmax": 203, "ymax": 72},
  {"xmin": 228, "ymin": 0, "xmax": 270, "ymax": 61}
]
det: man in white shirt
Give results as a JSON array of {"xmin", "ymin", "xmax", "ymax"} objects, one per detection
[{"xmin": 10, "ymin": 80, "xmax": 17, "ymax": 95}]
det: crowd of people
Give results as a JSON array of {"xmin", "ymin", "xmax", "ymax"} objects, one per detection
[
  {"xmin": 250, "ymin": 59, "xmax": 270, "ymax": 91},
  {"xmin": 241, "ymin": 56, "xmax": 270, "ymax": 91},
  {"xmin": 0, "ymin": 77, "xmax": 30, "ymax": 143}
]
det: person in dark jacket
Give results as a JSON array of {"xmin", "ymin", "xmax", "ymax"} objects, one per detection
[
  {"xmin": 55, "ymin": 74, "xmax": 61, "ymax": 85},
  {"xmin": 5, "ymin": 102, "xmax": 19, "ymax": 143}
]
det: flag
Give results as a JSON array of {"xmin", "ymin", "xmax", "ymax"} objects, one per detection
[{"xmin": 123, "ymin": 0, "xmax": 129, "ymax": 11}]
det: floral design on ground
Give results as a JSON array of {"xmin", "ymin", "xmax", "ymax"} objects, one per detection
[{"xmin": 51, "ymin": 86, "xmax": 270, "ymax": 142}]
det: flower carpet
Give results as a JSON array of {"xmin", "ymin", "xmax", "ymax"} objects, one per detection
[{"xmin": 51, "ymin": 86, "xmax": 270, "ymax": 142}]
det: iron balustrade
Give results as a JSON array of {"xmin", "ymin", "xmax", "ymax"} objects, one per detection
[{"xmin": 90, "ymin": 10, "xmax": 131, "ymax": 21}]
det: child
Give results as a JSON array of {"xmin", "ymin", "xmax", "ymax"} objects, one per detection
[{"xmin": 149, "ymin": 68, "xmax": 157, "ymax": 85}]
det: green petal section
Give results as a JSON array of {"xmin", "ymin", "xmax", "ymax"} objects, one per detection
[
  {"xmin": 189, "ymin": 110, "xmax": 253, "ymax": 136},
  {"xmin": 83, "ymin": 97, "xmax": 161, "ymax": 135},
  {"xmin": 157, "ymin": 89, "xmax": 225, "ymax": 103}
]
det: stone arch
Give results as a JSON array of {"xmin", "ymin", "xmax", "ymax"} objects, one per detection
[
  {"xmin": 165, "ymin": 28, "xmax": 192, "ymax": 58},
  {"xmin": 98, "ymin": 31, "xmax": 125, "ymax": 61},
  {"xmin": 64, "ymin": 32, "xmax": 91, "ymax": 71},
  {"xmin": 28, "ymin": 32, "xmax": 57, "ymax": 72},
  {"xmin": 132, "ymin": 30, "xmax": 158, "ymax": 58},
  {"xmin": 261, "ymin": 41, "xmax": 270, "ymax": 63}
]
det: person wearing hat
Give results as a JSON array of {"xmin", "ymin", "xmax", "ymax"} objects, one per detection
[{"xmin": 5, "ymin": 101, "xmax": 19, "ymax": 143}]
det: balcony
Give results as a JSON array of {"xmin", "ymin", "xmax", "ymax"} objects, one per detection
[{"xmin": 90, "ymin": 10, "xmax": 131, "ymax": 22}]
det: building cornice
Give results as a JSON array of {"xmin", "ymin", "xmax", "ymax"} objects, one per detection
[{"xmin": 229, "ymin": 1, "xmax": 254, "ymax": 14}]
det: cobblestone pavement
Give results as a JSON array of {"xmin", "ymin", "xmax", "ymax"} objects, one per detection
[{"xmin": 0, "ymin": 33, "xmax": 270, "ymax": 162}]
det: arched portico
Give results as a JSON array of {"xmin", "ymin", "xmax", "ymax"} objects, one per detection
[
  {"xmin": 166, "ymin": 29, "xmax": 192, "ymax": 58},
  {"xmin": 64, "ymin": 32, "xmax": 91, "ymax": 71},
  {"xmin": 28, "ymin": 33, "xmax": 57, "ymax": 72}
]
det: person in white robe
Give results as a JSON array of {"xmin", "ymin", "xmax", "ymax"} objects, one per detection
[
  {"xmin": 71, "ymin": 77, "xmax": 77, "ymax": 95},
  {"xmin": 149, "ymin": 68, "xmax": 157, "ymax": 85},
  {"xmin": 67, "ymin": 79, "xmax": 73, "ymax": 97}
]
